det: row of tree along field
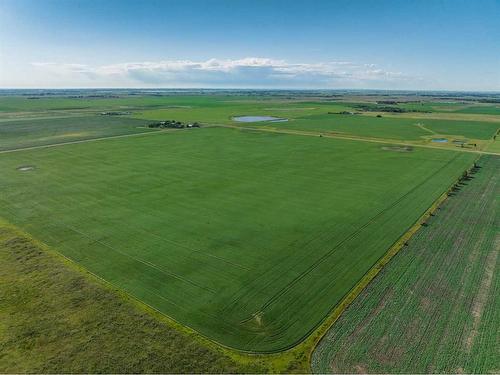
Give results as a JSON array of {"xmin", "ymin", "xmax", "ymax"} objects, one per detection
[{"xmin": 312, "ymin": 155, "xmax": 499, "ymax": 374}]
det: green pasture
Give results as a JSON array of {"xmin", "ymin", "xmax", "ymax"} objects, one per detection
[
  {"xmin": 312, "ymin": 155, "xmax": 499, "ymax": 373},
  {"xmin": 0, "ymin": 95, "xmax": 249, "ymax": 113},
  {"xmin": 1, "ymin": 95, "xmax": 498, "ymax": 146},
  {"xmin": 133, "ymin": 101, "xmax": 352, "ymax": 124},
  {"xmin": 263, "ymin": 113, "xmax": 498, "ymax": 141},
  {"xmin": 0, "ymin": 126, "xmax": 475, "ymax": 351},
  {"xmin": 455, "ymin": 105, "xmax": 500, "ymax": 115},
  {"xmin": 0, "ymin": 116, "xmax": 154, "ymax": 151},
  {"xmin": 387, "ymin": 101, "xmax": 500, "ymax": 116}
]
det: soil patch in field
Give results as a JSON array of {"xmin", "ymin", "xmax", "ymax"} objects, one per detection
[
  {"xmin": 17, "ymin": 165, "xmax": 35, "ymax": 171},
  {"xmin": 381, "ymin": 145, "xmax": 414, "ymax": 152}
]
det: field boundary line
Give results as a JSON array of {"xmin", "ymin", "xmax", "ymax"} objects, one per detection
[
  {"xmin": 0, "ymin": 217, "xmax": 308, "ymax": 372},
  {"xmin": 0, "ymin": 127, "xmax": 205, "ymax": 154},
  {"xmin": 257, "ymin": 153, "xmax": 463, "ymax": 314},
  {"xmin": 0, "ymin": 195, "xmax": 216, "ymax": 294},
  {"xmin": 414, "ymin": 122, "xmax": 436, "ymax": 134},
  {"xmin": 2, "ymin": 122, "xmax": 498, "ymax": 156},
  {"xmin": 302, "ymin": 158, "xmax": 482, "ymax": 369},
  {"xmin": 213, "ymin": 123, "xmax": 500, "ymax": 156}
]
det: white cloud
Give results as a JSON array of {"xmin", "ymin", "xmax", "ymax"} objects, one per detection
[{"xmin": 30, "ymin": 57, "xmax": 417, "ymax": 88}]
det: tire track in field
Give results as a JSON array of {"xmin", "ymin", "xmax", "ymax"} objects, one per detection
[
  {"xmin": 312, "ymin": 156, "xmax": 499, "ymax": 373},
  {"xmin": 3, "ymin": 140, "xmax": 249, "ymax": 275},
  {"xmin": 418, "ymin": 172, "xmax": 495, "ymax": 371},
  {"xmin": 44, "ymin": 183, "xmax": 249, "ymax": 272},
  {"xmin": 464, "ymin": 236, "xmax": 498, "ymax": 353},
  {"xmin": 1, "ymin": 122, "xmax": 498, "ymax": 156},
  {"xmin": 0, "ymin": 128, "xmax": 172, "ymax": 154},
  {"xmin": 256, "ymin": 153, "xmax": 464, "ymax": 314},
  {"xmin": 223, "ymin": 152, "xmax": 464, "ymax": 319},
  {"xmin": 215, "ymin": 124, "xmax": 500, "ymax": 156},
  {"xmin": 0, "ymin": 125, "xmax": 220, "ymax": 154},
  {"xmin": 0, "ymin": 196, "xmax": 216, "ymax": 294}
]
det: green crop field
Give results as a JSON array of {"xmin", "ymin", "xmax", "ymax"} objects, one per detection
[
  {"xmin": 312, "ymin": 155, "xmax": 499, "ymax": 373},
  {"xmin": 0, "ymin": 95, "xmax": 252, "ymax": 112},
  {"xmin": 258, "ymin": 113, "xmax": 499, "ymax": 141},
  {"xmin": 1, "ymin": 95, "xmax": 497, "ymax": 148},
  {"xmin": 2, "ymin": 0, "xmax": 500, "ymax": 369},
  {"xmin": 0, "ymin": 116, "xmax": 155, "ymax": 151},
  {"xmin": 455, "ymin": 105, "xmax": 500, "ymax": 115},
  {"xmin": 0, "ymin": 223, "xmax": 265, "ymax": 373},
  {"xmin": 0, "ymin": 124, "xmax": 476, "ymax": 352}
]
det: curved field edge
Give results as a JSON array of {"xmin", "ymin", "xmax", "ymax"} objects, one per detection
[
  {"xmin": 311, "ymin": 155, "xmax": 499, "ymax": 373},
  {"xmin": 233, "ymin": 155, "xmax": 480, "ymax": 355},
  {"xmin": 300, "ymin": 159, "xmax": 479, "ymax": 367},
  {"xmin": 0, "ymin": 128, "xmax": 482, "ymax": 354},
  {"xmin": 215, "ymin": 122, "xmax": 500, "ymax": 156},
  {"xmin": 0, "ymin": 218, "xmax": 302, "ymax": 373},
  {"xmin": 0, "ymin": 156, "xmax": 478, "ymax": 372},
  {"xmin": 0, "ymin": 156, "xmax": 471, "ymax": 373}
]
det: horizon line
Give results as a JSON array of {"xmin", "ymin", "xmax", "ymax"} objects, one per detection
[{"xmin": 1, "ymin": 87, "xmax": 499, "ymax": 94}]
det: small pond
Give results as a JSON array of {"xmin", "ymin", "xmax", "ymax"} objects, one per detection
[
  {"xmin": 431, "ymin": 138, "xmax": 448, "ymax": 143},
  {"xmin": 232, "ymin": 116, "xmax": 288, "ymax": 123}
]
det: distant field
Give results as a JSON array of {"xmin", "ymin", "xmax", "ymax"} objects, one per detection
[
  {"xmin": 1, "ymin": 95, "xmax": 498, "ymax": 146},
  {"xmin": 394, "ymin": 102, "xmax": 500, "ymax": 116},
  {"xmin": 0, "ymin": 126, "xmax": 475, "ymax": 351},
  {"xmin": 455, "ymin": 105, "xmax": 500, "ymax": 115},
  {"xmin": 0, "ymin": 116, "xmax": 153, "ymax": 151},
  {"xmin": 312, "ymin": 155, "xmax": 499, "ymax": 373},
  {"xmin": 133, "ymin": 101, "xmax": 352, "ymax": 124},
  {"xmin": 0, "ymin": 95, "xmax": 251, "ymax": 112},
  {"xmin": 260, "ymin": 114, "xmax": 499, "ymax": 142}
]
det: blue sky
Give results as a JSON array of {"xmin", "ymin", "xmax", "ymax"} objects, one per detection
[{"xmin": 1, "ymin": 0, "xmax": 499, "ymax": 90}]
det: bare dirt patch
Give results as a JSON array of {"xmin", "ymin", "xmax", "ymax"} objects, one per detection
[
  {"xmin": 464, "ymin": 238, "xmax": 498, "ymax": 352},
  {"xmin": 16, "ymin": 165, "xmax": 35, "ymax": 172},
  {"xmin": 381, "ymin": 145, "xmax": 414, "ymax": 152},
  {"xmin": 353, "ymin": 364, "xmax": 368, "ymax": 374}
]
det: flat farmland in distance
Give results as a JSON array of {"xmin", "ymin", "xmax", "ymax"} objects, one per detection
[
  {"xmin": 312, "ymin": 155, "xmax": 499, "ymax": 373},
  {"xmin": 0, "ymin": 116, "xmax": 155, "ymax": 151},
  {"xmin": 133, "ymin": 102, "xmax": 354, "ymax": 124},
  {"xmin": 455, "ymin": 105, "xmax": 500, "ymax": 115},
  {"xmin": 0, "ymin": 126, "xmax": 476, "ymax": 351},
  {"xmin": 262, "ymin": 114, "xmax": 499, "ymax": 142},
  {"xmin": 0, "ymin": 95, "xmax": 253, "ymax": 112}
]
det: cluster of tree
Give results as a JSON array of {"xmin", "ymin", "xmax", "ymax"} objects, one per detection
[
  {"xmin": 376, "ymin": 100, "xmax": 399, "ymax": 105},
  {"xmin": 100, "ymin": 111, "xmax": 131, "ymax": 116},
  {"xmin": 477, "ymin": 98, "xmax": 500, "ymax": 103},
  {"xmin": 353, "ymin": 104, "xmax": 410, "ymax": 113},
  {"xmin": 447, "ymin": 164, "xmax": 480, "ymax": 197},
  {"xmin": 328, "ymin": 111, "xmax": 360, "ymax": 115},
  {"xmin": 148, "ymin": 120, "xmax": 200, "ymax": 129}
]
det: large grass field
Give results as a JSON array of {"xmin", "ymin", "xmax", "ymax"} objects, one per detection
[
  {"xmin": 266, "ymin": 114, "xmax": 499, "ymax": 141},
  {"xmin": 312, "ymin": 155, "xmax": 499, "ymax": 373},
  {"xmin": 0, "ymin": 116, "xmax": 154, "ymax": 151},
  {"xmin": 0, "ymin": 125, "xmax": 476, "ymax": 351}
]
